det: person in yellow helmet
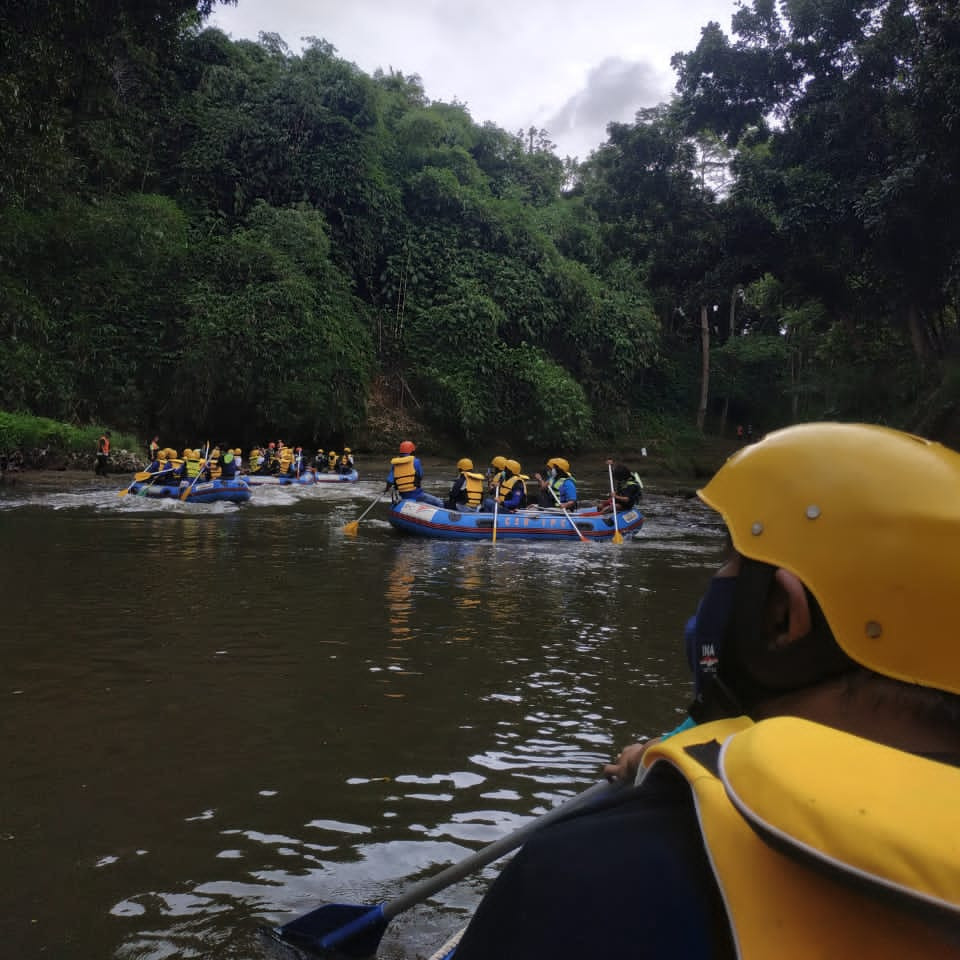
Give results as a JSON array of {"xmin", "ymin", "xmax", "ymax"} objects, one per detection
[
  {"xmin": 533, "ymin": 457, "xmax": 577, "ymax": 510},
  {"xmin": 486, "ymin": 455, "xmax": 507, "ymax": 496},
  {"xmin": 447, "ymin": 457, "xmax": 485, "ymax": 511},
  {"xmin": 453, "ymin": 423, "xmax": 960, "ymax": 960},
  {"xmin": 338, "ymin": 447, "xmax": 355, "ymax": 473}
]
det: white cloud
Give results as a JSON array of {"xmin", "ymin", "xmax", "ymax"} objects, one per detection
[{"xmin": 208, "ymin": 0, "xmax": 737, "ymax": 159}]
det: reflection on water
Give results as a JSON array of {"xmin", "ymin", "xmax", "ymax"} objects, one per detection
[{"xmin": 0, "ymin": 470, "xmax": 724, "ymax": 959}]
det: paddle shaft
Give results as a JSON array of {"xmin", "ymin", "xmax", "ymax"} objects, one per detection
[
  {"xmin": 384, "ymin": 779, "xmax": 617, "ymax": 921},
  {"xmin": 275, "ymin": 778, "xmax": 624, "ymax": 956},
  {"xmin": 547, "ymin": 482, "xmax": 588, "ymax": 542},
  {"xmin": 180, "ymin": 444, "xmax": 209, "ymax": 500},
  {"xmin": 607, "ymin": 463, "xmax": 622, "ymax": 541},
  {"xmin": 491, "ymin": 481, "xmax": 499, "ymax": 544},
  {"xmin": 348, "ymin": 490, "xmax": 384, "ymax": 528},
  {"xmin": 119, "ymin": 466, "xmax": 175, "ymax": 496}
]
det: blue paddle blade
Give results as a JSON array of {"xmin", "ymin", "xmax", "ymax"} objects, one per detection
[{"xmin": 270, "ymin": 903, "xmax": 388, "ymax": 958}]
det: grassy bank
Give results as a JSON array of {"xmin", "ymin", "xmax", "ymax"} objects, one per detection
[
  {"xmin": 0, "ymin": 411, "xmax": 139, "ymax": 460},
  {"xmin": 0, "ymin": 409, "xmax": 735, "ymax": 478}
]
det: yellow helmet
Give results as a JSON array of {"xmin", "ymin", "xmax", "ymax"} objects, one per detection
[
  {"xmin": 344, "ymin": 447, "xmax": 351, "ymax": 453},
  {"xmin": 505, "ymin": 459, "xmax": 521, "ymax": 476},
  {"xmin": 182, "ymin": 448, "xmax": 193, "ymax": 459},
  {"xmin": 457, "ymin": 457, "xmax": 474, "ymax": 472},
  {"xmin": 491, "ymin": 456, "xmax": 507, "ymax": 471},
  {"xmin": 699, "ymin": 422, "xmax": 960, "ymax": 696},
  {"xmin": 233, "ymin": 448, "xmax": 241, "ymax": 455},
  {"xmin": 549, "ymin": 457, "xmax": 570, "ymax": 474}
]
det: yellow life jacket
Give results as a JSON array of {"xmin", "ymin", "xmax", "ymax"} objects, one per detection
[
  {"xmin": 642, "ymin": 717, "xmax": 960, "ymax": 959},
  {"xmin": 185, "ymin": 457, "xmax": 200, "ymax": 478},
  {"xmin": 391, "ymin": 455, "xmax": 417, "ymax": 493},
  {"xmin": 498, "ymin": 473, "xmax": 523, "ymax": 504},
  {"xmin": 463, "ymin": 471, "xmax": 485, "ymax": 507}
]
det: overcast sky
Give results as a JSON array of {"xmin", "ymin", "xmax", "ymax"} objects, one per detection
[{"xmin": 208, "ymin": 0, "xmax": 738, "ymax": 161}]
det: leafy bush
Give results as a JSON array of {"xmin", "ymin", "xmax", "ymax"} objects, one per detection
[{"xmin": 0, "ymin": 411, "xmax": 138, "ymax": 455}]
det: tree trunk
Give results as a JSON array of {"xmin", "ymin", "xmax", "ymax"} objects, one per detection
[
  {"xmin": 906, "ymin": 303, "xmax": 934, "ymax": 366},
  {"xmin": 729, "ymin": 285, "xmax": 741, "ymax": 339},
  {"xmin": 697, "ymin": 304, "xmax": 710, "ymax": 432}
]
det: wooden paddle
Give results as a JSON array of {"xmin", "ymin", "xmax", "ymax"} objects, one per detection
[
  {"xmin": 264, "ymin": 779, "xmax": 623, "ymax": 958},
  {"xmin": 607, "ymin": 462, "xmax": 624, "ymax": 544},
  {"xmin": 344, "ymin": 489, "xmax": 386, "ymax": 535}
]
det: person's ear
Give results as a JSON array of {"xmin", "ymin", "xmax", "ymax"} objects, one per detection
[{"xmin": 773, "ymin": 567, "xmax": 811, "ymax": 644}]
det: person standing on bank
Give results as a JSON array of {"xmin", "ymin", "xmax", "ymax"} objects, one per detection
[
  {"xmin": 94, "ymin": 430, "xmax": 111, "ymax": 476},
  {"xmin": 385, "ymin": 440, "xmax": 444, "ymax": 507},
  {"xmin": 147, "ymin": 435, "xmax": 159, "ymax": 463},
  {"xmin": 453, "ymin": 423, "xmax": 960, "ymax": 960}
]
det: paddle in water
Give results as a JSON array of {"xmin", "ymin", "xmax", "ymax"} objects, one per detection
[
  {"xmin": 344, "ymin": 489, "xmax": 385, "ymax": 535},
  {"xmin": 264, "ymin": 779, "xmax": 622, "ymax": 958},
  {"xmin": 607, "ymin": 462, "xmax": 624, "ymax": 544}
]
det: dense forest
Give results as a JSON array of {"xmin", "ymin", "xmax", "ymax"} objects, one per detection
[{"xmin": 2, "ymin": 0, "xmax": 958, "ymax": 451}]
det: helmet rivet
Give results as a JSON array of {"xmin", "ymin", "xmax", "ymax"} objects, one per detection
[
  {"xmin": 751, "ymin": 521, "xmax": 764, "ymax": 536},
  {"xmin": 865, "ymin": 621, "xmax": 882, "ymax": 639},
  {"xmin": 806, "ymin": 504, "xmax": 821, "ymax": 520}
]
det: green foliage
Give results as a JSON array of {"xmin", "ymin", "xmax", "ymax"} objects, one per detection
[
  {"xmin": 4, "ymin": 1, "xmax": 959, "ymax": 452},
  {"xmin": 0, "ymin": 412, "xmax": 137, "ymax": 456}
]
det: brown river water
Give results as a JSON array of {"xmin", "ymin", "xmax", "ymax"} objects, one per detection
[{"xmin": 0, "ymin": 457, "xmax": 725, "ymax": 959}]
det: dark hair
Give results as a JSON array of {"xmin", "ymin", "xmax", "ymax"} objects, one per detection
[
  {"xmin": 691, "ymin": 558, "xmax": 857, "ymax": 722},
  {"xmin": 843, "ymin": 670, "xmax": 960, "ymax": 728}
]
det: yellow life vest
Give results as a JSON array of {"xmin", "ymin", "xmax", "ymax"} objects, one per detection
[
  {"xmin": 642, "ymin": 717, "xmax": 960, "ymax": 959},
  {"xmin": 498, "ymin": 473, "xmax": 523, "ymax": 504},
  {"xmin": 185, "ymin": 457, "xmax": 200, "ymax": 478},
  {"xmin": 463, "ymin": 471, "xmax": 485, "ymax": 507},
  {"xmin": 390, "ymin": 455, "xmax": 417, "ymax": 493}
]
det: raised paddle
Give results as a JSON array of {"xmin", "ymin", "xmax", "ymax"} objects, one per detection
[
  {"xmin": 607, "ymin": 462, "xmax": 624, "ymax": 544},
  {"xmin": 547, "ymin": 483, "xmax": 588, "ymax": 543},
  {"xmin": 117, "ymin": 467, "xmax": 176, "ymax": 497},
  {"xmin": 343, "ymin": 489, "xmax": 386, "ymax": 535},
  {"xmin": 117, "ymin": 470, "xmax": 152, "ymax": 497},
  {"xmin": 265, "ymin": 778, "xmax": 623, "ymax": 958}
]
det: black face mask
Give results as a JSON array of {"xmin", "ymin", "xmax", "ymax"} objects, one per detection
[{"xmin": 690, "ymin": 559, "xmax": 856, "ymax": 723}]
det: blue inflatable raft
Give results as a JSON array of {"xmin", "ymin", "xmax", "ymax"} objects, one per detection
[
  {"xmin": 245, "ymin": 469, "xmax": 358, "ymax": 486},
  {"xmin": 387, "ymin": 499, "xmax": 643, "ymax": 541},
  {"xmin": 128, "ymin": 478, "xmax": 251, "ymax": 504}
]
